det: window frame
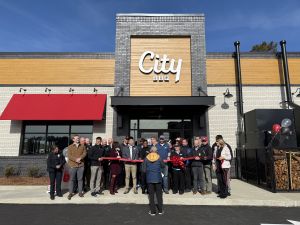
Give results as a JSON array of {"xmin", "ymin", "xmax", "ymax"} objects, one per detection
[{"xmin": 19, "ymin": 121, "xmax": 93, "ymax": 155}]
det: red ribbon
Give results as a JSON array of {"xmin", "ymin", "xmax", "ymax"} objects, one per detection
[{"xmin": 101, "ymin": 156, "xmax": 211, "ymax": 163}]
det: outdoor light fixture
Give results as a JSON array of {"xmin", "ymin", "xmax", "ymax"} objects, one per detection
[
  {"xmin": 19, "ymin": 88, "xmax": 27, "ymax": 93},
  {"xmin": 223, "ymin": 88, "xmax": 233, "ymax": 98},
  {"xmin": 292, "ymin": 88, "xmax": 300, "ymax": 97},
  {"xmin": 93, "ymin": 88, "xmax": 98, "ymax": 94},
  {"xmin": 45, "ymin": 88, "xmax": 51, "ymax": 94},
  {"xmin": 69, "ymin": 88, "xmax": 74, "ymax": 95},
  {"xmin": 117, "ymin": 86, "xmax": 124, "ymax": 96},
  {"xmin": 197, "ymin": 86, "xmax": 208, "ymax": 96}
]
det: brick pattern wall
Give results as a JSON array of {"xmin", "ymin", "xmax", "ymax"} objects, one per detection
[
  {"xmin": 207, "ymin": 85, "xmax": 300, "ymax": 153},
  {"xmin": 114, "ymin": 14, "xmax": 207, "ymax": 97},
  {"xmin": 0, "ymin": 155, "xmax": 47, "ymax": 177}
]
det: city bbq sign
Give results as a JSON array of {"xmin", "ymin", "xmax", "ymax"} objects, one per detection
[{"xmin": 138, "ymin": 50, "xmax": 182, "ymax": 83}]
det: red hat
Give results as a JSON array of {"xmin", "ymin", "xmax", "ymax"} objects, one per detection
[{"xmin": 201, "ymin": 136, "xmax": 208, "ymax": 142}]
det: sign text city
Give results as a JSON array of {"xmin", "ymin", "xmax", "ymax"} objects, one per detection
[{"xmin": 138, "ymin": 51, "xmax": 182, "ymax": 83}]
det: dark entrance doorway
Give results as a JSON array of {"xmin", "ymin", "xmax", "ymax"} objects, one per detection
[
  {"xmin": 111, "ymin": 96, "xmax": 215, "ymax": 142},
  {"xmin": 130, "ymin": 119, "xmax": 193, "ymax": 143}
]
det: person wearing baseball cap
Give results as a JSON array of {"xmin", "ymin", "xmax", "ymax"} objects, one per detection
[
  {"xmin": 200, "ymin": 136, "xmax": 213, "ymax": 194},
  {"xmin": 156, "ymin": 135, "xmax": 170, "ymax": 194}
]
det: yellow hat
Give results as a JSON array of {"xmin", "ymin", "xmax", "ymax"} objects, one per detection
[{"xmin": 146, "ymin": 152, "xmax": 160, "ymax": 162}]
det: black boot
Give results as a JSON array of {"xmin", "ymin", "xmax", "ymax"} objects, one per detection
[{"xmin": 110, "ymin": 177, "xmax": 116, "ymax": 195}]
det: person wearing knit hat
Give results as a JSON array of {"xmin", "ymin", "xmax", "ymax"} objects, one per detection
[{"xmin": 142, "ymin": 145, "xmax": 165, "ymax": 216}]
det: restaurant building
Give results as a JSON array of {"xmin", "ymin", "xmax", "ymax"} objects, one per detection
[{"xmin": 0, "ymin": 14, "xmax": 300, "ymax": 176}]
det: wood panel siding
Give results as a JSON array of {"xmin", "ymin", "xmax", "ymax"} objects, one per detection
[
  {"xmin": 207, "ymin": 58, "xmax": 300, "ymax": 85},
  {"xmin": 130, "ymin": 37, "xmax": 192, "ymax": 96},
  {"xmin": 0, "ymin": 59, "xmax": 115, "ymax": 85}
]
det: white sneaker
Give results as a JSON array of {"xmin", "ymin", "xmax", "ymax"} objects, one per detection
[
  {"xmin": 148, "ymin": 211, "xmax": 156, "ymax": 216},
  {"xmin": 158, "ymin": 211, "xmax": 165, "ymax": 215}
]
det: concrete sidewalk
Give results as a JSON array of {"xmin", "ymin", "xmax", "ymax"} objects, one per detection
[{"xmin": 0, "ymin": 180, "xmax": 299, "ymax": 207}]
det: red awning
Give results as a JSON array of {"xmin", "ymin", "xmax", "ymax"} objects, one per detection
[{"xmin": 0, "ymin": 94, "xmax": 106, "ymax": 120}]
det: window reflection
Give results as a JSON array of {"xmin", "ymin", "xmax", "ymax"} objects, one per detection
[
  {"xmin": 22, "ymin": 123, "xmax": 93, "ymax": 155},
  {"xmin": 23, "ymin": 134, "xmax": 46, "ymax": 154}
]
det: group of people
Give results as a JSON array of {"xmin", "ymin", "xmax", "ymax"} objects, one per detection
[{"xmin": 47, "ymin": 134, "xmax": 233, "ymax": 214}]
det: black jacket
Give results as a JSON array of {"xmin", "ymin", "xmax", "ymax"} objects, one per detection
[
  {"xmin": 190, "ymin": 146, "xmax": 204, "ymax": 167},
  {"xmin": 47, "ymin": 151, "xmax": 66, "ymax": 172},
  {"xmin": 170, "ymin": 150, "xmax": 186, "ymax": 170},
  {"xmin": 103, "ymin": 145, "xmax": 112, "ymax": 157},
  {"xmin": 139, "ymin": 146, "xmax": 150, "ymax": 160},
  {"xmin": 200, "ymin": 144, "xmax": 213, "ymax": 165},
  {"xmin": 88, "ymin": 144, "xmax": 104, "ymax": 166}
]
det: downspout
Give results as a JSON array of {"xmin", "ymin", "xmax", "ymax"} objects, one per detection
[
  {"xmin": 234, "ymin": 41, "xmax": 244, "ymax": 117},
  {"xmin": 234, "ymin": 41, "xmax": 245, "ymax": 179},
  {"xmin": 280, "ymin": 40, "xmax": 293, "ymax": 107}
]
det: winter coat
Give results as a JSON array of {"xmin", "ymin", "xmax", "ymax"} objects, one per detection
[
  {"xmin": 215, "ymin": 145, "xmax": 232, "ymax": 170},
  {"xmin": 47, "ymin": 151, "xmax": 66, "ymax": 172},
  {"xmin": 67, "ymin": 143, "xmax": 87, "ymax": 168},
  {"xmin": 200, "ymin": 144, "xmax": 213, "ymax": 165},
  {"xmin": 88, "ymin": 144, "xmax": 104, "ymax": 167},
  {"xmin": 142, "ymin": 152, "xmax": 165, "ymax": 183},
  {"xmin": 156, "ymin": 143, "xmax": 170, "ymax": 160},
  {"xmin": 190, "ymin": 146, "xmax": 204, "ymax": 167}
]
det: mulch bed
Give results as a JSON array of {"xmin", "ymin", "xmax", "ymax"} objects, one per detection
[{"xmin": 0, "ymin": 176, "xmax": 48, "ymax": 185}]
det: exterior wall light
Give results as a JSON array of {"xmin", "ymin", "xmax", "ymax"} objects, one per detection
[
  {"xmin": 117, "ymin": 86, "xmax": 124, "ymax": 96},
  {"xmin": 197, "ymin": 86, "xmax": 208, "ymax": 96},
  {"xmin": 45, "ymin": 88, "xmax": 51, "ymax": 94},
  {"xmin": 93, "ymin": 88, "xmax": 98, "ymax": 94},
  {"xmin": 69, "ymin": 88, "xmax": 74, "ymax": 95},
  {"xmin": 223, "ymin": 88, "xmax": 233, "ymax": 98},
  {"xmin": 19, "ymin": 88, "xmax": 27, "ymax": 93},
  {"xmin": 292, "ymin": 88, "xmax": 300, "ymax": 97}
]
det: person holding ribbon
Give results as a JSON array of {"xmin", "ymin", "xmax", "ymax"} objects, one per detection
[
  {"xmin": 123, "ymin": 137, "xmax": 139, "ymax": 194},
  {"xmin": 170, "ymin": 144, "xmax": 186, "ymax": 195},
  {"xmin": 200, "ymin": 136, "xmax": 213, "ymax": 194},
  {"xmin": 213, "ymin": 139, "xmax": 232, "ymax": 199},
  {"xmin": 190, "ymin": 138, "xmax": 206, "ymax": 195},
  {"xmin": 108, "ymin": 142, "xmax": 123, "ymax": 195}
]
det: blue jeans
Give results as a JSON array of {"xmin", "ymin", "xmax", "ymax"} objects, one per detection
[{"xmin": 162, "ymin": 164, "xmax": 168, "ymax": 191}]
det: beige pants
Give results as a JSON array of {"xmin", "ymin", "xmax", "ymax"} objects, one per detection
[
  {"xmin": 90, "ymin": 166, "xmax": 103, "ymax": 193},
  {"xmin": 125, "ymin": 164, "xmax": 137, "ymax": 189}
]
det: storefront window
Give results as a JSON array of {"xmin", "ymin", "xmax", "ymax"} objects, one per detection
[{"xmin": 21, "ymin": 122, "xmax": 93, "ymax": 155}]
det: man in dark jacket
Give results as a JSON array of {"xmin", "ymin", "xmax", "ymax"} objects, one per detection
[
  {"xmin": 88, "ymin": 137, "xmax": 104, "ymax": 197},
  {"xmin": 83, "ymin": 137, "xmax": 92, "ymax": 192},
  {"xmin": 47, "ymin": 145, "xmax": 66, "ymax": 200},
  {"xmin": 139, "ymin": 139, "xmax": 150, "ymax": 194},
  {"xmin": 181, "ymin": 139, "xmax": 192, "ymax": 192},
  {"xmin": 170, "ymin": 144, "xmax": 186, "ymax": 195},
  {"xmin": 190, "ymin": 138, "xmax": 205, "ymax": 195},
  {"xmin": 142, "ymin": 146, "xmax": 165, "ymax": 216},
  {"xmin": 102, "ymin": 139, "xmax": 112, "ymax": 190},
  {"xmin": 122, "ymin": 137, "xmax": 139, "ymax": 194},
  {"xmin": 155, "ymin": 135, "xmax": 170, "ymax": 194},
  {"xmin": 200, "ymin": 136, "xmax": 213, "ymax": 194}
]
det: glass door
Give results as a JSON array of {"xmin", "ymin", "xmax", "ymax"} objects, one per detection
[{"xmin": 130, "ymin": 118, "xmax": 193, "ymax": 143}]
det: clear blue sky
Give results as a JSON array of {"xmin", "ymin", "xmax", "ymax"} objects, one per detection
[{"xmin": 0, "ymin": 0, "xmax": 299, "ymax": 52}]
